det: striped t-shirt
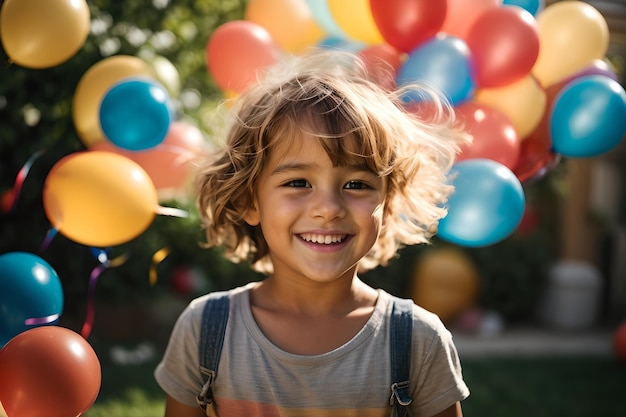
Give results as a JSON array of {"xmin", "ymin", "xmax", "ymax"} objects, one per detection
[{"xmin": 155, "ymin": 283, "xmax": 469, "ymax": 416}]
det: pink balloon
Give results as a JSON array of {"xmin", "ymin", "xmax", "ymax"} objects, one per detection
[
  {"xmin": 370, "ymin": 0, "xmax": 446, "ymax": 53},
  {"xmin": 466, "ymin": 6, "xmax": 540, "ymax": 88},
  {"xmin": 92, "ymin": 121, "xmax": 209, "ymax": 197},
  {"xmin": 206, "ymin": 20, "xmax": 282, "ymax": 93},
  {"xmin": 456, "ymin": 102, "xmax": 521, "ymax": 170},
  {"xmin": 136, "ymin": 121, "xmax": 208, "ymax": 194},
  {"xmin": 441, "ymin": 0, "xmax": 500, "ymax": 40}
]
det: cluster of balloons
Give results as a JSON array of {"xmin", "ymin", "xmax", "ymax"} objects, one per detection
[
  {"xmin": 36, "ymin": 52, "xmax": 210, "ymax": 249},
  {"xmin": 205, "ymin": 0, "xmax": 626, "ymax": 247},
  {"xmin": 1, "ymin": 0, "xmax": 208, "ymax": 248},
  {"xmin": 0, "ymin": 252, "xmax": 101, "ymax": 417}
]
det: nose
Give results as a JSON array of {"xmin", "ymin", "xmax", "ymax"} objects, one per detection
[{"xmin": 309, "ymin": 188, "xmax": 346, "ymax": 220}]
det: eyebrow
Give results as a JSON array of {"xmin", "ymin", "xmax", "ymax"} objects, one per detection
[
  {"xmin": 270, "ymin": 162, "xmax": 317, "ymax": 175},
  {"xmin": 271, "ymin": 161, "xmax": 376, "ymax": 176}
]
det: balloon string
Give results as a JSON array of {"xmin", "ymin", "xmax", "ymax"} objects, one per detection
[
  {"xmin": 81, "ymin": 263, "xmax": 108, "ymax": 340},
  {"xmin": 156, "ymin": 206, "xmax": 189, "ymax": 218},
  {"xmin": 3, "ymin": 149, "xmax": 45, "ymax": 213},
  {"xmin": 39, "ymin": 227, "xmax": 59, "ymax": 253},
  {"xmin": 149, "ymin": 247, "xmax": 171, "ymax": 286},
  {"xmin": 81, "ymin": 252, "xmax": 129, "ymax": 339},
  {"xmin": 25, "ymin": 313, "xmax": 60, "ymax": 326}
]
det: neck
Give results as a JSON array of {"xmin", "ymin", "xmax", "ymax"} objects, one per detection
[{"xmin": 251, "ymin": 275, "xmax": 377, "ymax": 317}]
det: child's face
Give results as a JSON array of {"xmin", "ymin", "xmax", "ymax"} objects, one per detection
[{"xmin": 243, "ymin": 134, "xmax": 387, "ymax": 284}]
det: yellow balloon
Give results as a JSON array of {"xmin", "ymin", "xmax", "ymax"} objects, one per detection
[
  {"xmin": 72, "ymin": 56, "xmax": 155, "ymax": 148},
  {"xmin": 475, "ymin": 75, "xmax": 547, "ymax": 140},
  {"xmin": 0, "ymin": 0, "xmax": 90, "ymax": 68},
  {"xmin": 532, "ymin": 1, "xmax": 609, "ymax": 87},
  {"xmin": 410, "ymin": 247, "xmax": 480, "ymax": 323},
  {"xmin": 328, "ymin": 0, "xmax": 384, "ymax": 45},
  {"xmin": 43, "ymin": 151, "xmax": 158, "ymax": 248},
  {"xmin": 245, "ymin": 0, "xmax": 325, "ymax": 53}
]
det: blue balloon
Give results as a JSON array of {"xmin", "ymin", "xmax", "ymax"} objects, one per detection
[
  {"xmin": 438, "ymin": 159, "xmax": 525, "ymax": 247},
  {"xmin": 396, "ymin": 34, "xmax": 475, "ymax": 105},
  {"xmin": 99, "ymin": 78, "xmax": 174, "ymax": 151},
  {"xmin": 317, "ymin": 36, "xmax": 365, "ymax": 52},
  {"xmin": 502, "ymin": 0, "xmax": 544, "ymax": 16},
  {"xmin": 550, "ymin": 75, "xmax": 626, "ymax": 158},
  {"xmin": 0, "ymin": 252, "xmax": 64, "ymax": 347}
]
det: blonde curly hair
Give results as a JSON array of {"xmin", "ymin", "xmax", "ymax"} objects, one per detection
[{"xmin": 196, "ymin": 50, "xmax": 469, "ymax": 274}]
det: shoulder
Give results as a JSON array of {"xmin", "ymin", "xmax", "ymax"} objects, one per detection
[
  {"xmin": 181, "ymin": 283, "xmax": 255, "ymax": 327},
  {"xmin": 378, "ymin": 290, "xmax": 452, "ymax": 346}
]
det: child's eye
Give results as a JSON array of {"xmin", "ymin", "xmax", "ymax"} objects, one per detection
[
  {"xmin": 284, "ymin": 179, "xmax": 310, "ymax": 188},
  {"xmin": 344, "ymin": 180, "xmax": 371, "ymax": 190}
]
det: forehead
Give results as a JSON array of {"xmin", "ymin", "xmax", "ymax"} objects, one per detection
[{"xmin": 266, "ymin": 118, "xmax": 368, "ymax": 170}]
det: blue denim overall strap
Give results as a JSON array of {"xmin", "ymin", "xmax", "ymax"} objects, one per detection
[
  {"xmin": 196, "ymin": 292, "xmax": 230, "ymax": 411},
  {"xmin": 195, "ymin": 291, "xmax": 413, "ymax": 414},
  {"xmin": 390, "ymin": 297, "xmax": 414, "ymax": 417}
]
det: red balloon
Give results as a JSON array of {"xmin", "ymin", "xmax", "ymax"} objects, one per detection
[
  {"xmin": 370, "ymin": 0, "xmax": 446, "ymax": 53},
  {"xmin": 614, "ymin": 321, "xmax": 626, "ymax": 361},
  {"xmin": 206, "ymin": 20, "xmax": 283, "ymax": 93},
  {"xmin": 0, "ymin": 326, "xmax": 101, "ymax": 417},
  {"xmin": 358, "ymin": 43, "xmax": 402, "ymax": 91},
  {"xmin": 512, "ymin": 107, "xmax": 560, "ymax": 184},
  {"xmin": 466, "ymin": 6, "xmax": 540, "ymax": 88},
  {"xmin": 456, "ymin": 102, "xmax": 521, "ymax": 170}
]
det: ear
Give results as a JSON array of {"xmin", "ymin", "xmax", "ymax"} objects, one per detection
[{"xmin": 242, "ymin": 201, "xmax": 260, "ymax": 226}]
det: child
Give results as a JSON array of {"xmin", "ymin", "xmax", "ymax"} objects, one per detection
[{"xmin": 155, "ymin": 50, "xmax": 470, "ymax": 417}]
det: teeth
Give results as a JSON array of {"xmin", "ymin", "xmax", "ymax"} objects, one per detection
[{"xmin": 301, "ymin": 233, "xmax": 346, "ymax": 244}]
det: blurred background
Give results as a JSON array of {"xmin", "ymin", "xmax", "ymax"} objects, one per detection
[{"xmin": 1, "ymin": 0, "xmax": 625, "ymax": 416}]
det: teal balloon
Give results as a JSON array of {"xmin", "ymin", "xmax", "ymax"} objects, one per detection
[
  {"xmin": 397, "ymin": 34, "xmax": 475, "ymax": 105},
  {"xmin": 99, "ymin": 78, "xmax": 173, "ymax": 151},
  {"xmin": 502, "ymin": 0, "xmax": 543, "ymax": 16},
  {"xmin": 438, "ymin": 159, "xmax": 525, "ymax": 247},
  {"xmin": 0, "ymin": 252, "xmax": 63, "ymax": 347},
  {"xmin": 550, "ymin": 75, "xmax": 626, "ymax": 158}
]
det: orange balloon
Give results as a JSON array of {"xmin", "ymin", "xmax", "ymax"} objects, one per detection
[
  {"xmin": 410, "ymin": 247, "xmax": 480, "ymax": 323},
  {"xmin": 440, "ymin": 0, "xmax": 500, "ymax": 40},
  {"xmin": 93, "ymin": 121, "xmax": 210, "ymax": 200},
  {"xmin": 43, "ymin": 151, "xmax": 159, "ymax": 247},
  {"xmin": 358, "ymin": 43, "xmax": 403, "ymax": 91},
  {"xmin": 245, "ymin": 0, "xmax": 325, "ymax": 53},
  {"xmin": 207, "ymin": 20, "xmax": 283, "ymax": 93},
  {"xmin": 0, "ymin": 326, "xmax": 101, "ymax": 417},
  {"xmin": 0, "ymin": 0, "xmax": 90, "ymax": 68},
  {"xmin": 72, "ymin": 55, "xmax": 156, "ymax": 148}
]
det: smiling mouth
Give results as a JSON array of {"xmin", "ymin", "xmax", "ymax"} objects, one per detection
[{"xmin": 299, "ymin": 233, "xmax": 348, "ymax": 245}]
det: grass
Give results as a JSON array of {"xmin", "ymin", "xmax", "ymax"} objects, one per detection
[
  {"xmin": 461, "ymin": 356, "xmax": 626, "ymax": 417},
  {"xmin": 82, "ymin": 350, "xmax": 626, "ymax": 417}
]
